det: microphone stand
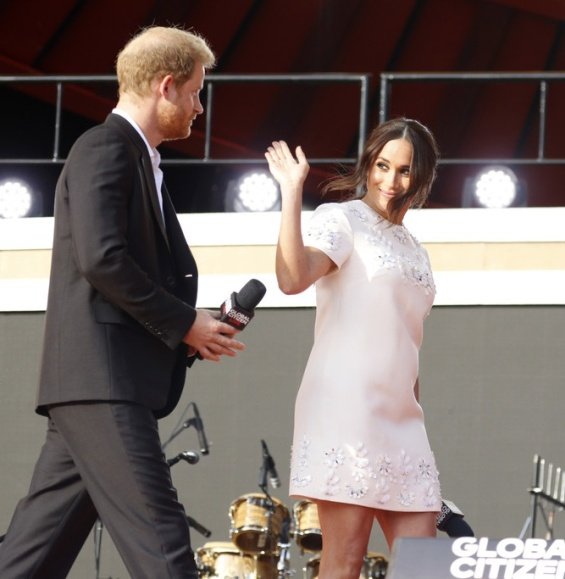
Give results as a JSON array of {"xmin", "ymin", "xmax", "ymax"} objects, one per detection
[
  {"xmin": 258, "ymin": 448, "xmax": 274, "ymax": 503},
  {"xmin": 168, "ymin": 450, "xmax": 212, "ymax": 539},
  {"xmin": 276, "ymin": 515, "xmax": 292, "ymax": 578},
  {"xmin": 257, "ymin": 440, "xmax": 293, "ymax": 577},
  {"xmin": 161, "ymin": 416, "xmax": 198, "ymax": 451},
  {"xmin": 258, "ymin": 440, "xmax": 292, "ymax": 575},
  {"xmin": 94, "ymin": 519, "xmax": 103, "ymax": 579}
]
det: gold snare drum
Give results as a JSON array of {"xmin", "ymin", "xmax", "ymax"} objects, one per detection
[{"xmin": 229, "ymin": 493, "xmax": 289, "ymax": 553}]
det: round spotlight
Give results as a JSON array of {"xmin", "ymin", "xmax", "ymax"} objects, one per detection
[
  {"xmin": 234, "ymin": 172, "xmax": 280, "ymax": 212},
  {"xmin": 473, "ymin": 166, "xmax": 518, "ymax": 209},
  {"xmin": 0, "ymin": 179, "xmax": 33, "ymax": 218}
]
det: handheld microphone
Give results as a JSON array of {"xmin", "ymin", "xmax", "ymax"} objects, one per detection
[
  {"xmin": 436, "ymin": 499, "xmax": 474, "ymax": 537},
  {"xmin": 219, "ymin": 279, "xmax": 267, "ymax": 330},
  {"xmin": 191, "ymin": 403, "xmax": 210, "ymax": 455},
  {"xmin": 194, "ymin": 279, "xmax": 266, "ymax": 361},
  {"xmin": 261, "ymin": 439, "xmax": 281, "ymax": 489},
  {"xmin": 167, "ymin": 451, "xmax": 200, "ymax": 467}
]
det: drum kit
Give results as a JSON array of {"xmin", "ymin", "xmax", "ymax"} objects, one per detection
[{"xmin": 195, "ymin": 493, "xmax": 388, "ymax": 578}]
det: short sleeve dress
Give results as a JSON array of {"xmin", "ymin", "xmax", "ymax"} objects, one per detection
[{"xmin": 289, "ymin": 199, "xmax": 441, "ymax": 512}]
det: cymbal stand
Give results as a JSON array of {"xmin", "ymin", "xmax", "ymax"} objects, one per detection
[{"xmin": 276, "ymin": 516, "xmax": 294, "ymax": 578}]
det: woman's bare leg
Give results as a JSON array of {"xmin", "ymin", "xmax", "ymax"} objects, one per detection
[
  {"xmin": 315, "ymin": 500, "xmax": 374, "ymax": 579},
  {"xmin": 375, "ymin": 509, "xmax": 437, "ymax": 551}
]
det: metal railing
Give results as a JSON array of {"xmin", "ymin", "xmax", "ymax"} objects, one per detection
[
  {"xmin": 3, "ymin": 71, "xmax": 564, "ymax": 171},
  {"xmin": 520, "ymin": 454, "xmax": 565, "ymax": 540},
  {"xmin": 0, "ymin": 73, "xmax": 370, "ymax": 167},
  {"xmin": 379, "ymin": 71, "xmax": 565, "ymax": 167}
]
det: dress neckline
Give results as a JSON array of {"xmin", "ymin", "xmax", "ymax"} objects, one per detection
[{"xmin": 353, "ymin": 199, "xmax": 404, "ymax": 227}]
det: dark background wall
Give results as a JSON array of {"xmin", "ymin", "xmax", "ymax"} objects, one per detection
[
  {"xmin": 1, "ymin": 306, "xmax": 564, "ymax": 577},
  {"xmin": 3, "ymin": 0, "xmax": 565, "ymax": 214}
]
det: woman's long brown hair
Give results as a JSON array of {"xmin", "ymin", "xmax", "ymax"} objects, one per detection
[{"xmin": 322, "ymin": 118, "xmax": 439, "ymax": 224}]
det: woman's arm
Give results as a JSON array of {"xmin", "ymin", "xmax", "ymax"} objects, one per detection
[{"xmin": 266, "ymin": 140, "xmax": 334, "ymax": 294}]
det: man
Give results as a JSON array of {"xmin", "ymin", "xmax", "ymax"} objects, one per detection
[{"xmin": 0, "ymin": 26, "xmax": 244, "ymax": 578}]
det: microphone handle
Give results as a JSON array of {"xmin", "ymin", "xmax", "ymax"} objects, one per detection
[
  {"xmin": 187, "ymin": 515, "xmax": 212, "ymax": 537},
  {"xmin": 167, "ymin": 454, "xmax": 182, "ymax": 467},
  {"xmin": 219, "ymin": 294, "xmax": 254, "ymax": 330}
]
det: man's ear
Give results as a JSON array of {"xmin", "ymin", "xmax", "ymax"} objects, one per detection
[{"xmin": 159, "ymin": 74, "xmax": 174, "ymax": 97}]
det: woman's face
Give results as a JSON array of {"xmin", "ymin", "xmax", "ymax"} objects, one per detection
[{"xmin": 365, "ymin": 138, "xmax": 413, "ymax": 217}]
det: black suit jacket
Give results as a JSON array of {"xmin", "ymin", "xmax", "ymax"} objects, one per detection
[{"xmin": 37, "ymin": 113, "xmax": 198, "ymax": 418}]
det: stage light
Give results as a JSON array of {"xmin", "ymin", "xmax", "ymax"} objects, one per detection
[
  {"xmin": 225, "ymin": 172, "xmax": 280, "ymax": 212},
  {"xmin": 462, "ymin": 166, "xmax": 527, "ymax": 208},
  {"xmin": 0, "ymin": 179, "xmax": 34, "ymax": 218}
]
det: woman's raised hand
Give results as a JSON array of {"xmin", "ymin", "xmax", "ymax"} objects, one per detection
[{"xmin": 265, "ymin": 140, "xmax": 309, "ymax": 191}]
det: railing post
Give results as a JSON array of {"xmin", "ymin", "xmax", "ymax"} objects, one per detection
[
  {"xmin": 379, "ymin": 74, "xmax": 390, "ymax": 124},
  {"xmin": 538, "ymin": 81, "xmax": 548, "ymax": 161},
  {"xmin": 357, "ymin": 75, "xmax": 370, "ymax": 158},
  {"xmin": 53, "ymin": 82, "xmax": 63, "ymax": 162},
  {"xmin": 204, "ymin": 81, "xmax": 214, "ymax": 162}
]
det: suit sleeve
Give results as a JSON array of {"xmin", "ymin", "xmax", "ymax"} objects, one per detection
[{"xmin": 63, "ymin": 126, "xmax": 196, "ymax": 350}]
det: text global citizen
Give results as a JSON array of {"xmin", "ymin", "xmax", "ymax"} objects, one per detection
[{"xmin": 449, "ymin": 537, "xmax": 565, "ymax": 578}]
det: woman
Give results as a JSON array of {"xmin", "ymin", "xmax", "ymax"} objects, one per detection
[{"xmin": 265, "ymin": 118, "xmax": 442, "ymax": 579}]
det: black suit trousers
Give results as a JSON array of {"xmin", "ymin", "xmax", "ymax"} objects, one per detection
[{"xmin": 0, "ymin": 403, "xmax": 197, "ymax": 578}]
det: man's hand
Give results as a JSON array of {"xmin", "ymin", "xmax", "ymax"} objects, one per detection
[{"xmin": 183, "ymin": 309, "xmax": 246, "ymax": 362}]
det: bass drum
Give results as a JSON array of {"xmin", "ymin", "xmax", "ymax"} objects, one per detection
[{"xmin": 196, "ymin": 541, "xmax": 254, "ymax": 577}]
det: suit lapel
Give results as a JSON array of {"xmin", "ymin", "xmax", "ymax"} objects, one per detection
[
  {"xmin": 105, "ymin": 114, "xmax": 170, "ymax": 250},
  {"xmin": 140, "ymin": 154, "xmax": 169, "ymax": 250}
]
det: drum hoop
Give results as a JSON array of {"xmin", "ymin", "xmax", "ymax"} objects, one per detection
[
  {"xmin": 294, "ymin": 527, "xmax": 322, "ymax": 535},
  {"xmin": 229, "ymin": 495, "xmax": 286, "ymax": 521},
  {"xmin": 230, "ymin": 523, "xmax": 271, "ymax": 533},
  {"xmin": 196, "ymin": 542, "xmax": 242, "ymax": 554}
]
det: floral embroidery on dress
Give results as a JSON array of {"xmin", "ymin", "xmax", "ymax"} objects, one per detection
[
  {"xmin": 349, "ymin": 206, "xmax": 369, "ymax": 223},
  {"xmin": 290, "ymin": 435, "xmax": 312, "ymax": 488},
  {"xmin": 375, "ymin": 454, "xmax": 394, "ymax": 477},
  {"xmin": 305, "ymin": 215, "xmax": 342, "ymax": 252},
  {"xmin": 322, "ymin": 446, "xmax": 345, "ymax": 496},
  {"xmin": 423, "ymin": 482, "xmax": 441, "ymax": 508},
  {"xmin": 292, "ymin": 441, "xmax": 441, "ymax": 509},
  {"xmin": 368, "ymin": 448, "xmax": 442, "ymax": 508},
  {"xmin": 417, "ymin": 457, "xmax": 435, "ymax": 481},
  {"xmin": 401, "ymin": 252, "xmax": 436, "ymax": 295},
  {"xmin": 346, "ymin": 443, "xmax": 374, "ymax": 500},
  {"xmin": 346, "ymin": 202, "xmax": 436, "ymax": 295},
  {"xmin": 392, "ymin": 226, "xmax": 410, "ymax": 244}
]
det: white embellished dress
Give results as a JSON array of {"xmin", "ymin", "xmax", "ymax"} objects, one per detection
[{"xmin": 289, "ymin": 199, "xmax": 441, "ymax": 512}]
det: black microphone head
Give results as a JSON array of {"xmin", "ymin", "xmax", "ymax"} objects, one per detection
[
  {"xmin": 442, "ymin": 515, "xmax": 474, "ymax": 538},
  {"xmin": 436, "ymin": 500, "xmax": 474, "ymax": 537},
  {"xmin": 180, "ymin": 451, "xmax": 200, "ymax": 465},
  {"xmin": 236, "ymin": 279, "xmax": 266, "ymax": 311}
]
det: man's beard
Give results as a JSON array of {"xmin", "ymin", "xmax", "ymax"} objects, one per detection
[{"xmin": 159, "ymin": 105, "xmax": 191, "ymax": 141}]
